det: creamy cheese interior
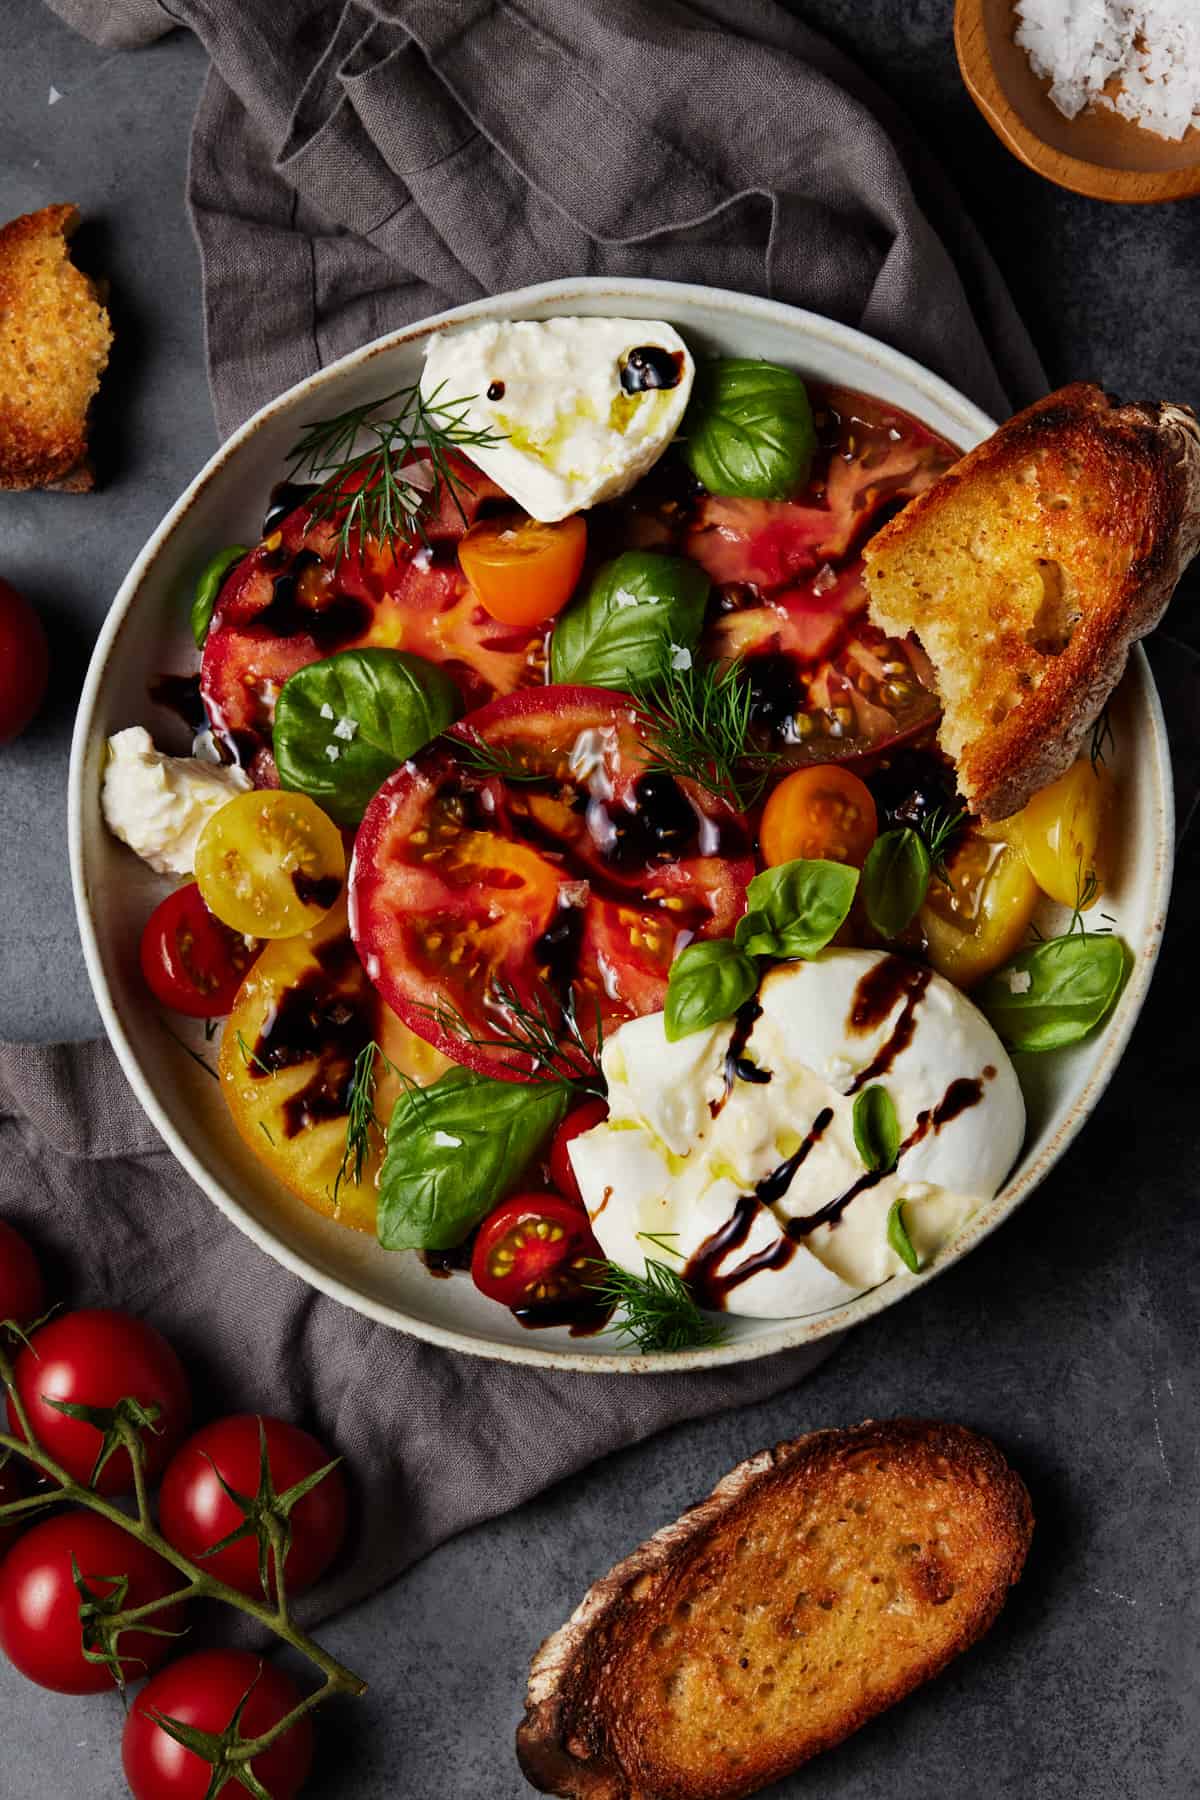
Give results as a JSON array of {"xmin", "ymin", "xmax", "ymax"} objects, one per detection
[
  {"xmin": 102, "ymin": 726, "xmax": 250, "ymax": 877},
  {"xmin": 569, "ymin": 950, "xmax": 1026, "ymax": 1320},
  {"xmin": 420, "ymin": 317, "xmax": 693, "ymax": 521}
]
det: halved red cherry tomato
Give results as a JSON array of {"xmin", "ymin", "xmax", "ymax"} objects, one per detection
[
  {"xmin": 759, "ymin": 765, "xmax": 878, "ymax": 868},
  {"xmin": 350, "ymin": 687, "xmax": 752, "ymax": 1080},
  {"xmin": 123, "ymin": 1650, "xmax": 313, "ymax": 1800},
  {"xmin": 471, "ymin": 1193, "xmax": 602, "ymax": 1311},
  {"xmin": 458, "ymin": 512, "xmax": 587, "ymax": 627},
  {"xmin": 0, "ymin": 1220, "xmax": 45, "ymax": 1326},
  {"xmin": 200, "ymin": 454, "xmax": 544, "ymax": 783},
  {"xmin": 549, "ymin": 1099, "xmax": 610, "ymax": 1208},
  {"xmin": 139, "ymin": 883, "xmax": 256, "ymax": 1017}
]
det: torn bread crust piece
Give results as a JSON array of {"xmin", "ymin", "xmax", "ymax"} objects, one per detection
[
  {"xmin": 863, "ymin": 384, "xmax": 1200, "ymax": 820},
  {"xmin": 0, "ymin": 203, "xmax": 112, "ymax": 492},
  {"xmin": 517, "ymin": 1419, "xmax": 1033, "ymax": 1800}
]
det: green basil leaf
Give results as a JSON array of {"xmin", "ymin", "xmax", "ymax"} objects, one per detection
[
  {"xmin": 862, "ymin": 828, "xmax": 931, "ymax": 938},
  {"xmin": 853, "ymin": 1085, "xmax": 900, "ymax": 1173},
  {"xmin": 191, "ymin": 544, "xmax": 249, "ymax": 649},
  {"xmin": 682, "ymin": 358, "xmax": 816, "ymax": 499},
  {"xmin": 274, "ymin": 648, "xmax": 461, "ymax": 825},
  {"xmin": 976, "ymin": 932, "xmax": 1127, "ymax": 1052},
  {"xmin": 376, "ymin": 1068, "xmax": 569, "ymax": 1251},
  {"xmin": 887, "ymin": 1198, "xmax": 920, "ymax": 1274},
  {"xmin": 733, "ymin": 858, "xmax": 858, "ymax": 959},
  {"xmin": 549, "ymin": 551, "xmax": 709, "ymax": 689},
  {"xmin": 664, "ymin": 940, "xmax": 759, "ymax": 1042}
]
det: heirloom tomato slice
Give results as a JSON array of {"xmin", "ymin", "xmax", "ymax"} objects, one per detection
[
  {"xmin": 219, "ymin": 898, "xmax": 449, "ymax": 1232},
  {"xmin": 350, "ymin": 687, "xmax": 753, "ymax": 1082},
  {"xmin": 200, "ymin": 452, "xmax": 545, "ymax": 784}
]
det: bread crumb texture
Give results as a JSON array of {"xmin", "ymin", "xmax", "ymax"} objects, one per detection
[{"xmin": 0, "ymin": 203, "xmax": 112, "ymax": 491}]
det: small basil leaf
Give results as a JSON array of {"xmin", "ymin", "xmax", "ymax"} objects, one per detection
[
  {"xmin": 376, "ymin": 1068, "xmax": 569, "ymax": 1252},
  {"xmin": 191, "ymin": 544, "xmax": 249, "ymax": 649},
  {"xmin": 976, "ymin": 932, "xmax": 1127, "ymax": 1052},
  {"xmin": 682, "ymin": 358, "xmax": 816, "ymax": 499},
  {"xmin": 274, "ymin": 648, "xmax": 461, "ymax": 825},
  {"xmin": 853, "ymin": 1085, "xmax": 900, "ymax": 1173},
  {"xmin": 735, "ymin": 858, "xmax": 858, "ymax": 960},
  {"xmin": 887, "ymin": 1198, "xmax": 920, "ymax": 1274},
  {"xmin": 549, "ymin": 551, "xmax": 709, "ymax": 689},
  {"xmin": 862, "ymin": 828, "xmax": 931, "ymax": 938},
  {"xmin": 664, "ymin": 940, "xmax": 759, "ymax": 1042}
]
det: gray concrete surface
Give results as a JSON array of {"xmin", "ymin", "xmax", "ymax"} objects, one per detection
[{"xmin": 1, "ymin": 3, "xmax": 1198, "ymax": 1797}]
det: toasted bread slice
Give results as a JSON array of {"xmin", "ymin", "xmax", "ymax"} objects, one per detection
[
  {"xmin": 518, "ymin": 1419, "xmax": 1032, "ymax": 1800},
  {"xmin": 0, "ymin": 203, "xmax": 112, "ymax": 492},
  {"xmin": 862, "ymin": 384, "xmax": 1200, "ymax": 819}
]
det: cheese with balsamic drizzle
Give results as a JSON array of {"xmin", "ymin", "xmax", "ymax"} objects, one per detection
[
  {"xmin": 568, "ymin": 950, "xmax": 1025, "ymax": 1320},
  {"xmin": 420, "ymin": 318, "xmax": 693, "ymax": 521}
]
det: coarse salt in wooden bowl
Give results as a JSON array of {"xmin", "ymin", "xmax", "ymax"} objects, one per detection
[{"xmin": 956, "ymin": 0, "xmax": 1200, "ymax": 203}]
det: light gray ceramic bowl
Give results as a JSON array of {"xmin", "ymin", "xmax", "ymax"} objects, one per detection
[{"xmin": 69, "ymin": 278, "xmax": 1173, "ymax": 1372}]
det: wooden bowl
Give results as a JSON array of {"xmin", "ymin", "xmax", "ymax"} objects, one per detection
[{"xmin": 956, "ymin": 0, "xmax": 1200, "ymax": 202}]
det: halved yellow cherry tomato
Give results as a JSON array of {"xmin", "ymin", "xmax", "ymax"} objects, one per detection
[
  {"xmin": 457, "ymin": 511, "xmax": 587, "ymax": 627},
  {"xmin": 920, "ymin": 827, "xmax": 1039, "ymax": 988},
  {"xmin": 1008, "ymin": 757, "xmax": 1114, "ymax": 909},
  {"xmin": 195, "ymin": 790, "xmax": 345, "ymax": 939},
  {"xmin": 759, "ymin": 765, "xmax": 878, "ymax": 869}
]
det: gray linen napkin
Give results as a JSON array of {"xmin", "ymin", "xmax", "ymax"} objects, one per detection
[{"xmin": 20, "ymin": 0, "xmax": 1063, "ymax": 1623}]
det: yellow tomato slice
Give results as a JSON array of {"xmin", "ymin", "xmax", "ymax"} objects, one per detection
[
  {"xmin": 458, "ymin": 512, "xmax": 587, "ymax": 627},
  {"xmin": 196, "ymin": 790, "xmax": 345, "ymax": 939},
  {"xmin": 219, "ymin": 900, "xmax": 448, "ymax": 1232},
  {"xmin": 920, "ymin": 827, "xmax": 1039, "ymax": 988},
  {"xmin": 1008, "ymin": 758, "xmax": 1114, "ymax": 909}
]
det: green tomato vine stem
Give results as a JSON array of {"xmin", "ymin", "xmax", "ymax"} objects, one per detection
[{"xmin": 0, "ymin": 1337, "xmax": 365, "ymax": 1768}]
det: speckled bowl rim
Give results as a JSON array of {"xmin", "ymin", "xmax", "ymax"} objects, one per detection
[{"xmin": 69, "ymin": 277, "xmax": 1174, "ymax": 1373}]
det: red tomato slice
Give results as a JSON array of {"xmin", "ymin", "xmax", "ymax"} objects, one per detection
[
  {"xmin": 470, "ymin": 1193, "xmax": 602, "ymax": 1312},
  {"xmin": 350, "ymin": 687, "xmax": 753, "ymax": 1081},
  {"xmin": 140, "ymin": 883, "xmax": 257, "ymax": 1018},
  {"xmin": 199, "ymin": 452, "xmax": 545, "ymax": 782}
]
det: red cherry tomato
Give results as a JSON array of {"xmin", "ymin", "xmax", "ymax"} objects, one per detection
[
  {"xmin": 8, "ymin": 1311, "xmax": 191, "ymax": 1496},
  {"xmin": 0, "ymin": 1219, "xmax": 45, "ymax": 1326},
  {"xmin": 0, "ymin": 1460, "xmax": 27, "ymax": 1565},
  {"xmin": 471, "ymin": 1193, "xmax": 603, "ymax": 1312},
  {"xmin": 140, "ymin": 883, "xmax": 257, "ymax": 1018},
  {"xmin": 0, "ymin": 1511, "xmax": 184, "ymax": 1693},
  {"xmin": 548, "ymin": 1100, "xmax": 610, "ymax": 1209},
  {"xmin": 123, "ymin": 1650, "xmax": 313, "ymax": 1800},
  {"xmin": 159, "ymin": 1415, "xmax": 347, "ymax": 1601},
  {"xmin": 0, "ymin": 579, "xmax": 49, "ymax": 744}
]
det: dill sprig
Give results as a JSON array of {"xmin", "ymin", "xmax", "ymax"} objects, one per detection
[
  {"xmin": 445, "ymin": 730, "xmax": 552, "ymax": 787},
  {"xmin": 420, "ymin": 980, "xmax": 605, "ymax": 1094},
  {"xmin": 159, "ymin": 1019, "xmax": 219, "ymax": 1083},
  {"xmin": 333, "ymin": 1039, "xmax": 415, "ymax": 1202},
  {"xmin": 1090, "ymin": 706, "xmax": 1114, "ymax": 771},
  {"xmin": 630, "ymin": 658, "xmax": 782, "ymax": 812},
  {"xmin": 234, "ymin": 1029, "xmax": 272, "ymax": 1077},
  {"xmin": 637, "ymin": 1230, "xmax": 684, "ymax": 1261},
  {"xmin": 918, "ymin": 805, "xmax": 967, "ymax": 883},
  {"xmin": 286, "ymin": 381, "xmax": 507, "ymax": 561},
  {"xmin": 588, "ymin": 1258, "xmax": 726, "ymax": 1354},
  {"xmin": 1067, "ymin": 858, "xmax": 1104, "ymax": 938}
]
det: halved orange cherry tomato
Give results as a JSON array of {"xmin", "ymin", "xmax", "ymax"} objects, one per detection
[
  {"xmin": 470, "ymin": 1193, "xmax": 602, "ymax": 1311},
  {"xmin": 920, "ymin": 827, "xmax": 1039, "ymax": 987},
  {"xmin": 458, "ymin": 512, "xmax": 587, "ymax": 627},
  {"xmin": 759, "ymin": 765, "xmax": 878, "ymax": 868}
]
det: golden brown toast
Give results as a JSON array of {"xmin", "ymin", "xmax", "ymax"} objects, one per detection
[
  {"xmin": 518, "ymin": 1419, "xmax": 1032, "ymax": 1800},
  {"xmin": 0, "ymin": 203, "xmax": 112, "ymax": 491},
  {"xmin": 863, "ymin": 384, "xmax": 1200, "ymax": 819}
]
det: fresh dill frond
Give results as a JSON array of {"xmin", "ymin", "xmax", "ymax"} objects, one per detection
[
  {"xmin": 1067, "ymin": 858, "xmax": 1104, "ymax": 938},
  {"xmin": 1090, "ymin": 706, "xmax": 1114, "ymax": 771},
  {"xmin": 636, "ymin": 1230, "xmax": 684, "ymax": 1261},
  {"xmin": 589, "ymin": 1258, "xmax": 726, "ymax": 1354},
  {"xmin": 918, "ymin": 805, "xmax": 967, "ymax": 883},
  {"xmin": 446, "ymin": 731, "xmax": 552, "ymax": 786},
  {"xmin": 258, "ymin": 1121, "xmax": 276, "ymax": 1147},
  {"xmin": 630, "ymin": 658, "xmax": 782, "ymax": 812},
  {"xmin": 286, "ymin": 381, "xmax": 507, "ymax": 562},
  {"xmin": 159, "ymin": 1019, "xmax": 219, "ymax": 1082},
  {"xmin": 333, "ymin": 1039, "xmax": 408, "ymax": 1202},
  {"xmin": 420, "ymin": 980, "xmax": 605, "ymax": 1093},
  {"xmin": 234, "ymin": 1029, "xmax": 273, "ymax": 1077}
]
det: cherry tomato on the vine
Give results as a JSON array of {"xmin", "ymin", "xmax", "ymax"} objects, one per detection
[
  {"xmin": 140, "ymin": 883, "xmax": 256, "ymax": 1018},
  {"xmin": 8, "ymin": 1310, "xmax": 191, "ymax": 1496},
  {"xmin": 0, "ymin": 1511, "xmax": 184, "ymax": 1693},
  {"xmin": 471, "ymin": 1192, "xmax": 603, "ymax": 1312},
  {"xmin": 0, "ymin": 1219, "xmax": 45, "ymax": 1326},
  {"xmin": 159, "ymin": 1415, "xmax": 348, "ymax": 1600},
  {"xmin": 458, "ymin": 511, "xmax": 587, "ymax": 627},
  {"xmin": 548, "ymin": 1100, "xmax": 609, "ymax": 1209},
  {"xmin": 758, "ymin": 764, "xmax": 878, "ymax": 869},
  {"xmin": 0, "ymin": 578, "xmax": 50, "ymax": 744},
  {"xmin": 123, "ymin": 1649, "xmax": 314, "ymax": 1800}
]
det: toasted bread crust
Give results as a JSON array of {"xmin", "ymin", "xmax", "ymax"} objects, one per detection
[
  {"xmin": 0, "ymin": 203, "xmax": 112, "ymax": 492},
  {"xmin": 863, "ymin": 384, "xmax": 1200, "ymax": 818},
  {"xmin": 518, "ymin": 1419, "xmax": 1033, "ymax": 1800}
]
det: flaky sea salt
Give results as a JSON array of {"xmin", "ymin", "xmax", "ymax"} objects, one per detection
[{"xmin": 1015, "ymin": 0, "xmax": 1200, "ymax": 141}]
